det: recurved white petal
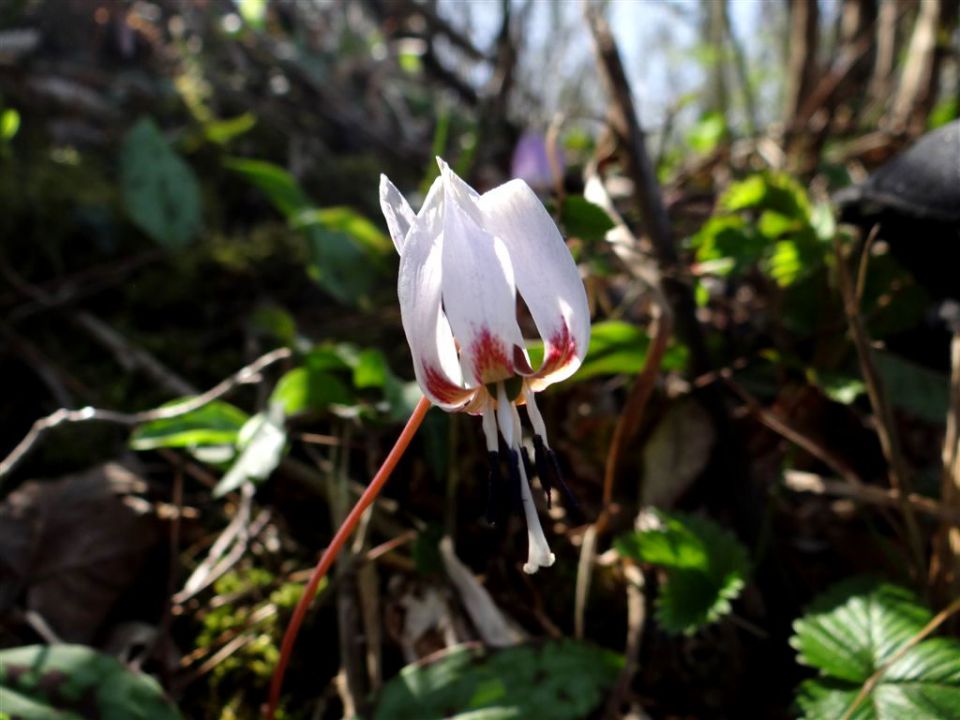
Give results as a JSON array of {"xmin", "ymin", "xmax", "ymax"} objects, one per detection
[
  {"xmin": 479, "ymin": 180, "xmax": 590, "ymax": 390},
  {"xmin": 397, "ymin": 186, "xmax": 473, "ymax": 410},
  {"xmin": 379, "ymin": 174, "xmax": 415, "ymax": 254},
  {"xmin": 439, "ymin": 163, "xmax": 524, "ymax": 387},
  {"xmin": 380, "ymin": 174, "xmax": 443, "ymax": 254}
]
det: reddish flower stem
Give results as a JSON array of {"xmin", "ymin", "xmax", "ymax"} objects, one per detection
[{"xmin": 265, "ymin": 396, "xmax": 432, "ymax": 720}]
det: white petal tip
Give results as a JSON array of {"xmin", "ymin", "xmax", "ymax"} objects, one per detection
[{"xmin": 522, "ymin": 552, "xmax": 556, "ymax": 575}]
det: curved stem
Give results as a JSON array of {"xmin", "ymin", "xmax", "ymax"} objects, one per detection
[{"xmin": 265, "ymin": 396, "xmax": 432, "ymax": 720}]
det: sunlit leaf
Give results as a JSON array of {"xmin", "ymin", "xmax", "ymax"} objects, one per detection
[
  {"xmin": 532, "ymin": 320, "xmax": 687, "ymax": 382},
  {"xmin": 792, "ymin": 578, "xmax": 960, "ymax": 719},
  {"xmin": 687, "ymin": 111, "xmax": 727, "ymax": 155},
  {"xmin": 270, "ymin": 367, "xmax": 354, "ymax": 416},
  {"xmin": 292, "ymin": 206, "xmax": 392, "ymax": 254},
  {"xmin": 204, "ymin": 113, "xmax": 256, "ymax": 145},
  {"xmin": 616, "ymin": 512, "xmax": 750, "ymax": 635},
  {"xmin": 130, "ymin": 400, "xmax": 250, "ymax": 450},
  {"xmin": 1, "ymin": 108, "xmax": 20, "ymax": 141}
]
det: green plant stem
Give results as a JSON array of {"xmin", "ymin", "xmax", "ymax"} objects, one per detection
[{"xmin": 265, "ymin": 395, "xmax": 432, "ymax": 720}]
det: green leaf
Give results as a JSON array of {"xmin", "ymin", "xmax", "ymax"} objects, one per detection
[
  {"xmin": 690, "ymin": 215, "xmax": 767, "ymax": 274},
  {"xmin": 227, "ymin": 159, "xmax": 388, "ymax": 305},
  {"xmin": 130, "ymin": 400, "xmax": 250, "ymax": 450},
  {"xmin": 372, "ymin": 641, "xmax": 623, "ymax": 720},
  {"xmin": 204, "ymin": 113, "xmax": 256, "ymax": 145},
  {"xmin": 1, "ymin": 108, "xmax": 20, "ymax": 142},
  {"xmin": 291, "ymin": 207, "xmax": 392, "ymax": 254},
  {"xmin": 792, "ymin": 578, "xmax": 960, "ymax": 720},
  {"xmin": 121, "ymin": 118, "xmax": 202, "ymax": 250},
  {"xmin": 616, "ymin": 512, "xmax": 750, "ymax": 635},
  {"xmin": 213, "ymin": 406, "xmax": 287, "ymax": 497},
  {"xmin": 225, "ymin": 157, "xmax": 309, "ymax": 218},
  {"xmin": 270, "ymin": 367, "xmax": 354, "ymax": 416},
  {"xmin": 238, "ymin": 0, "xmax": 268, "ymax": 29},
  {"xmin": 874, "ymin": 352, "xmax": 949, "ymax": 424},
  {"xmin": 817, "ymin": 373, "xmax": 866, "ymax": 405},
  {"xmin": 0, "ymin": 644, "xmax": 182, "ymax": 720},
  {"xmin": 687, "ymin": 111, "xmax": 727, "ymax": 155},
  {"xmin": 559, "ymin": 196, "xmax": 615, "ymax": 243},
  {"xmin": 575, "ymin": 320, "xmax": 687, "ymax": 380}
]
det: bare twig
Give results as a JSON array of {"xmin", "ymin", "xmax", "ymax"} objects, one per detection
[
  {"xmin": 73, "ymin": 311, "xmax": 196, "ymax": 395},
  {"xmin": 174, "ymin": 483, "xmax": 272, "ymax": 604},
  {"xmin": 841, "ymin": 593, "xmax": 960, "ymax": 720},
  {"xmin": 584, "ymin": 1, "xmax": 709, "ymax": 377},
  {"xmin": 931, "ymin": 327, "xmax": 960, "ymax": 600},
  {"xmin": 604, "ymin": 563, "xmax": 645, "ymax": 719},
  {"xmin": 725, "ymin": 379, "xmax": 864, "ymax": 489},
  {"xmin": 833, "ymin": 234, "xmax": 925, "ymax": 577},
  {"xmin": 784, "ymin": 470, "xmax": 960, "ymax": 525},
  {"xmin": 0, "ymin": 347, "xmax": 292, "ymax": 482}
]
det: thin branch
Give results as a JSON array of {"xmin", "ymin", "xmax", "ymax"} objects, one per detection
[
  {"xmin": 0, "ymin": 347, "xmax": 292, "ymax": 482},
  {"xmin": 584, "ymin": 0, "xmax": 710, "ymax": 378},
  {"xmin": 833, "ymin": 233, "xmax": 925, "ymax": 577},
  {"xmin": 784, "ymin": 470, "xmax": 960, "ymax": 525},
  {"xmin": 725, "ymin": 379, "xmax": 864, "ymax": 488}
]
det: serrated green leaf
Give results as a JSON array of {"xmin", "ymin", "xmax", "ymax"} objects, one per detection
[
  {"xmin": 615, "ymin": 512, "xmax": 750, "ymax": 635},
  {"xmin": 0, "ymin": 644, "xmax": 182, "ymax": 720},
  {"xmin": 792, "ymin": 578, "xmax": 960, "ymax": 720},
  {"xmin": 793, "ymin": 579, "xmax": 929, "ymax": 682},
  {"xmin": 130, "ymin": 399, "xmax": 250, "ymax": 450},
  {"xmin": 372, "ymin": 641, "xmax": 623, "ymax": 720},
  {"xmin": 121, "ymin": 118, "xmax": 201, "ymax": 250}
]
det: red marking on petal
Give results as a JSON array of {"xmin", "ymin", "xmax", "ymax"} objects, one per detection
[
  {"xmin": 536, "ymin": 320, "xmax": 577, "ymax": 378},
  {"xmin": 471, "ymin": 327, "xmax": 513, "ymax": 384},
  {"xmin": 423, "ymin": 365, "xmax": 470, "ymax": 405}
]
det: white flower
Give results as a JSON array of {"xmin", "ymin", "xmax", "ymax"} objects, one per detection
[{"xmin": 379, "ymin": 158, "xmax": 591, "ymax": 573}]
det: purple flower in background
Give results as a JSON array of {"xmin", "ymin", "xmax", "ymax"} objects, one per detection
[{"xmin": 510, "ymin": 132, "xmax": 563, "ymax": 191}]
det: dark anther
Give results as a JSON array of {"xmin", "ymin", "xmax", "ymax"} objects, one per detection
[
  {"xmin": 485, "ymin": 451, "xmax": 504, "ymax": 526},
  {"xmin": 533, "ymin": 434, "xmax": 582, "ymax": 518},
  {"xmin": 506, "ymin": 449, "xmax": 525, "ymax": 514}
]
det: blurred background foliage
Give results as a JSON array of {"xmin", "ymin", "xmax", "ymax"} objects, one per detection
[{"xmin": 2, "ymin": 1, "xmax": 960, "ymax": 719}]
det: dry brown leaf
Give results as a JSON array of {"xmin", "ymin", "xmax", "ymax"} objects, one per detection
[{"xmin": 0, "ymin": 462, "xmax": 160, "ymax": 642}]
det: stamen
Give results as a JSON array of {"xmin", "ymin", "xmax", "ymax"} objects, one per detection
[
  {"xmin": 537, "ymin": 438, "xmax": 582, "ymax": 518},
  {"xmin": 497, "ymin": 383, "xmax": 523, "ymax": 513},
  {"xmin": 498, "ymin": 384, "xmax": 557, "ymax": 571},
  {"xmin": 526, "ymin": 394, "xmax": 581, "ymax": 517},
  {"xmin": 517, "ymin": 448, "xmax": 556, "ymax": 574},
  {"xmin": 482, "ymin": 404, "xmax": 503, "ymax": 525}
]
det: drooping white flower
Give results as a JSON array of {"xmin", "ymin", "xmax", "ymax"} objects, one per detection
[{"xmin": 379, "ymin": 158, "xmax": 591, "ymax": 573}]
